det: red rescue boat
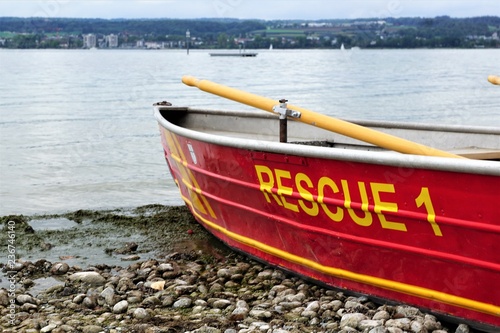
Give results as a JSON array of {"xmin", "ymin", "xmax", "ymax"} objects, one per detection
[{"xmin": 154, "ymin": 76, "xmax": 500, "ymax": 331}]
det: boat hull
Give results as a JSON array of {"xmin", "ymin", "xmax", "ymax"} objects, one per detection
[
  {"xmin": 155, "ymin": 107, "xmax": 500, "ymax": 330},
  {"xmin": 209, "ymin": 52, "xmax": 258, "ymax": 57}
]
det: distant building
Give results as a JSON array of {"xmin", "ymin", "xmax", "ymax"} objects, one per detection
[
  {"xmin": 106, "ymin": 34, "xmax": 118, "ymax": 48},
  {"xmin": 83, "ymin": 34, "xmax": 96, "ymax": 48},
  {"xmin": 145, "ymin": 41, "xmax": 161, "ymax": 49}
]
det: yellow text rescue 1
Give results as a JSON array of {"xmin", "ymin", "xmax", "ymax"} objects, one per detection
[{"xmin": 255, "ymin": 165, "xmax": 442, "ymax": 237}]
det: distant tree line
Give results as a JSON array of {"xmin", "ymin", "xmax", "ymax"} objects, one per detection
[
  {"xmin": 0, "ymin": 16, "xmax": 498, "ymax": 49},
  {"xmin": 0, "ymin": 17, "xmax": 266, "ymax": 37}
]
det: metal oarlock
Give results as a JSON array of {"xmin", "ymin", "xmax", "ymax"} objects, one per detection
[{"xmin": 272, "ymin": 99, "xmax": 301, "ymax": 143}]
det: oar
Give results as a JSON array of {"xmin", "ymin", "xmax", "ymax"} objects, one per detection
[
  {"xmin": 488, "ymin": 75, "xmax": 500, "ymax": 85},
  {"xmin": 182, "ymin": 76, "xmax": 463, "ymax": 159}
]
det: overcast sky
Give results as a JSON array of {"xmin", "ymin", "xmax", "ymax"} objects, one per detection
[{"xmin": 0, "ymin": 0, "xmax": 498, "ymax": 20}]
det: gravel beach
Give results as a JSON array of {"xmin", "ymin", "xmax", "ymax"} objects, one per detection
[{"xmin": 1, "ymin": 205, "xmax": 477, "ymax": 333}]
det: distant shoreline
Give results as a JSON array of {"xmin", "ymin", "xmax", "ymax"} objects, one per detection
[
  {"xmin": 2, "ymin": 16, "xmax": 499, "ymax": 49},
  {"xmin": 1, "ymin": 46, "xmax": 498, "ymax": 50}
]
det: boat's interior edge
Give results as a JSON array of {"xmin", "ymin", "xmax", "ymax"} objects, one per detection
[{"xmin": 158, "ymin": 107, "xmax": 500, "ymax": 161}]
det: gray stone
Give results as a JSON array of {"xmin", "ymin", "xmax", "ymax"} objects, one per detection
[
  {"xmin": 410, "ymin": 319, "xmax": 426, "ymax": 333},
  {"xmin": 188, "ymin": 326, "xmax": 221, "ymax": 333},
  {"xmin": 359, "ymin": 319, "xmax": 384, "ymax": 330},
  {"xmin": 423, "ymin": 314, "xmax": 441, "ymax": 331},
  {"xmin": 279, "ymin": 301, "xmax": 302, "ymax": 310},
  {"xmin": 249, "ymin": 308, "xmax": 272, "ymax": 319},
  {"xmin": 116, "ymin": 276, "xmax": 134, "ymax": 290},
  {"xmin": 40, "ymin": 324, "xmax": 58, "ymax": 333},
  {"xmin": 229, "ymin": 306, "xmax": 249, "ymax": 321},
  {"xmin": 257, "ymin": 270, "xmax": 273, "ymax": 280},
  {"xmin": 157, "ymin": 263, "xmax": 174, "ymax": 272},
  {"xmin": 212, "ymin": 299, "xmax": 231, "ymax": 309},
  {"xmin": 142, "ymin": 295, "xmax": 161, "ymax": 306},
  {"xmin": 0, "ymin": 289, "xmax": 9, "ymax": 306},
  {"xmin": 81, "ymin": 325, "xmax": 104, "ymax": 333},
  {"xmin": 373, "ymin": 310, "xmax": 391, "ymax": 321},
  {"xmin": 173, "ymin": 297, "xmax": 192, "ymax": 308},
  {"xmin": 395, "ymin": 305, "xmax": 422, "ymax": 317},
  {"xmin": 72, "ymin": 294, "xmax": 86, "ymax": 304},
  {"xmin": 304, "ymin": 300, "xmax": 320, "ymax": 312},
  {"xmin": 217, "ymin": 268, "xmax": 232, "ymax": 278},
  {"xmin": 330, "ymin": 299, "xmax": 344, "ymax": 311},
  {"xmin": 82, "ymin": 296, "xmax": 98, "ymax": 309},
  {"xmin": 340, "ymin": 313, "xmax": 368, "ymax": 329},
  {"xmin": 68, "ymin": 272, "xmax": 106, "ymax": 286},
  {"xmin": 121, "ymin": 254, "xmax": 140, "ymax": 261},
  {"xmin": 455, "ymin": 323, "xmax": 471, "ymax": 333},
  {"xmin": 345, "ymin": 300, "xmax": 368, "ymax": 312},
  {"xmin": 59, "ymin": 324, "xmax": 77, "ymax": 332},
  {"xmin": 21, "ymin": 303, "xmax": 38, "ymax": 311},
  {"xmin": 235, "ymin": 300, "xmax": 248, "ymax": 309},
  {"xmin": 99, "ymin": 286, "xmax": 116, "ymax": 306},
  {"xmin": 288, "ymin": 292, "xmax": 306, "ymax": 302},
  {"xmin": 112, "ymin": 300, "xmax": 129, "ymax": 314},
  {"xmin": 385, "ymin": 318, "xmax": 411, "ymax": 330},
  {"xmin": 17, "ymin": 294, "xmax": 36, "ymax": 304},
  {"xmin": 174, "ymin": 284, "xmax": 197, "ymax": 295},
  {"xmin": 300, "ymin": 310, "xmax": 317, "ymax": 318},
  {"xmin": 50, "ymin": 262, "xmax": 70, "ymax": 275},
  {"xmin": 133, "ymin": 307, "xmax": 150, "ymax": 320}
]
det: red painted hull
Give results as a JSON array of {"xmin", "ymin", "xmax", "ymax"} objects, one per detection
[{"xmin": 156, "ymin": 108, "xmax": 500, "ymax": 330}]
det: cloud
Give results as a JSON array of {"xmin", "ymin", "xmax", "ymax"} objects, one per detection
[{"xmin": 0, "ymin": 0, "xmax": 498, "ymax": 19}]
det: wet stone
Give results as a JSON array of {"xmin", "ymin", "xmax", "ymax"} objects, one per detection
[
  {"xmin": 68, "ymin": 272, "xmax": 106, "ymax": 286},
  {"xmin": 121, "ymin": 254, "xmax": 141, "ymax": 261},
  {"xmin": 50, "ymin": 262, "xmax": 70, "ymax": 275}
]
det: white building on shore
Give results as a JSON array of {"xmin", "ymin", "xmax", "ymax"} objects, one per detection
[
  {"xmin": 106, "ymin": 34, "xmax": 118, "ymax": 48},
  {"xmin": 83, "ymin": 34, "xmax": 96, "ymax": 48}
]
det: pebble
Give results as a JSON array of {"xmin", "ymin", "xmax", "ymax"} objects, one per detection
[
  {"xmin": 1, "ymin": 254, "xmax": 476, "ymax": 333},
  {"xmin": 40, "ymin": 324, "xmax": 58, "ymax": 333},
  {"xmin": 50, "ymin": 262, "xmax": 70, "ymax": 275},
  {"xmin": 133, "ymin": 307, "xmax": 150, "ymax": 320},
  {"xmin": 68, "ymin": 271, "xmax": 106, "ymax": 286},
  {"xmin": 112, "ymin": 300, "xmax": 129, "ymax": 314}
]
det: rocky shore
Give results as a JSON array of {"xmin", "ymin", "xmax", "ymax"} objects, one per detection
[{"xmin": 0, "ymin": 205, "xmax": 476, "ymax": 333}]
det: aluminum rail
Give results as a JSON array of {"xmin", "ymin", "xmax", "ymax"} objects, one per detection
[{"xmin": 182, "ymin": 75, "xmax": 462, "ymax": 159}]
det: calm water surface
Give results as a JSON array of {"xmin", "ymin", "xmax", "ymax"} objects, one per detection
[{"xmin": 1, "ymin": 49, "xmax": 499, "ymax": 215}]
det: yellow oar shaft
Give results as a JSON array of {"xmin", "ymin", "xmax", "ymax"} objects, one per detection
[
  {"xmin": 182, "ymin": 76, "xmax": 462, "ymax": 159},
  {"xmin": 488, "ymin": 75, "xmax": 500, "ymax": 85}
]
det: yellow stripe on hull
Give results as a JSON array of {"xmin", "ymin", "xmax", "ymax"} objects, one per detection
[{"xmin": 180, "ymin": 193, "xmax": 499, "ymax": 318}]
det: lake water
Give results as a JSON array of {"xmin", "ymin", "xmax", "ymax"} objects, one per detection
[{"xmin": 1, "ymin": 48, "xmax": 499, "ymax": 216}]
